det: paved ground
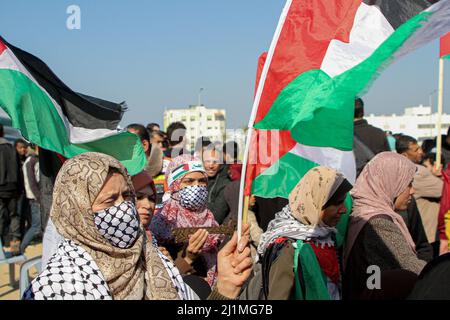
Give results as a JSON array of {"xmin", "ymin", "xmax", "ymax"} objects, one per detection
[{"xmin": 0, "ymin": 243, "xmax": 42, "ymax": 300}]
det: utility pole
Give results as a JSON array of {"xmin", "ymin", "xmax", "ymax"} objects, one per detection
[{"xmin": 198, "ymin": 88, "xmax": 204, "ymax": 106}]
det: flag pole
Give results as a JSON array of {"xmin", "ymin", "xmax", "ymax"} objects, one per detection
[
  {"xmin": 237, "ymin": 0, "xmax": 293, "ymax": 242},
  {"xmin": 437, "ymin": 57, "xmax": 445, "ymax": 170}
]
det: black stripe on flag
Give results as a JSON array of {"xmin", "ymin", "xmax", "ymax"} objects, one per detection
[
  {"xmin": 1, "ymin": 37, "xmax": 125, "ymax": 130},
  {"xmin": 364, "ymin": 0, "xmax": 438, "ymax": 29}
]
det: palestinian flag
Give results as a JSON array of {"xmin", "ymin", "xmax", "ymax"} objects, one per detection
[
  {"xmin": 0, "ymin": 37, "xmax": 146, "ymax": 175},
  {"xmin": 246, "ymin": 0, "xmax": 450, "ymax": 199},
  {"xmin": 440, "ymin": 32, "xmax": 450, "ymax": 59}
]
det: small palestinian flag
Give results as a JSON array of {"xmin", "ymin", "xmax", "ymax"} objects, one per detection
[
  {"xmin": 0, "ymin": 37, "xmax": 146, "ymax": 175},
  {"xmin": 440, "ymin": 32, "xmax": 450, "ymax": 59},
  {"xmin": 246, "ymin": 0, "xmax": 450, "ymax": 199}
]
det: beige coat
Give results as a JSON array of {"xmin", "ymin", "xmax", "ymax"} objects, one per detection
[{"xmin": 413, "ymin": 165, "xmax": 443, "ymax": 243}]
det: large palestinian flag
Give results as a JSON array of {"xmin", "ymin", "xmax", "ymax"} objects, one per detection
[
  {"xmin": 0, "ymin": 37, "xmax": 146, "ymax": 175},
  {"xmin": 245, "ymin": 0, "xmax": 450, "ymax": 199}
]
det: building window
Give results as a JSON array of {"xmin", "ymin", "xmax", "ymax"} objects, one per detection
[
  {"xmin": 418, "ymin": 124, "xmax": 435, "ymax": 129},
  {"xmin": 182, "ymin": 116, "xmax": 187, "ymax": 122},
  {"xmin": 400, "ymin": 124, "xmax": 406, "ymax": 129},
  {"xmin": 207, "ymin": 115, "xmax": 212, "ymax": 121},
  {"xmin": 190, "ymin": 116, "xmax": 196, "ymax": 121},
  {"xmin": 215, "ymin": 113, "xmax": 225, "ymax": 121}
]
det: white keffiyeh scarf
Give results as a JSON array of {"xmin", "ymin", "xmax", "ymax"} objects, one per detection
[{"xmin": 257, "ymin": 206, "xmax": 337, "ymax": 257}]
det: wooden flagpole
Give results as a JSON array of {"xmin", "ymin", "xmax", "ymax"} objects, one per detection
[
  {"xmin": 236, "ymin": 0, "xmax": 293, "ymax": 242},
  {"xmin": 437, "ymin": 57, "xmax": 445, "ymax": 170}
]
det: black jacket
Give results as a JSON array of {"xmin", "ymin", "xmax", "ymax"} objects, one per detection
[
  {"xmin": 353, "ymin": 136, "xmax": 375, "ymax": 178},
  {"xmin": 399, "ymin": 198, "xmax": 434, "ymax": 262},
  {"xmin": 0, "ymin": 138, "xmax": 19, "ymax": 197},
  {"xmin": 354, "ymin": 119, "xmax": 390, "ymax": 155},
  {"xmin": 207, "ymin": 165, "xmax": 231, "ymax": 224}
]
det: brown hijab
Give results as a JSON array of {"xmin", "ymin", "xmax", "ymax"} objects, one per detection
[
  {"xmin": 343, "ymin": 152, "xmax": 417, "ymax": 267},
  {"xmin": 50, "ymin": 152, "xmax": 179, "ymax": 300}
]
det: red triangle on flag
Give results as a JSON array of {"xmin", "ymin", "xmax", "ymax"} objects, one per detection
[
  {"xmin": 0, "ymin": 40, "xmax": 7, "ymax": 55},
  {"xmin": 440, "ymin": 32, "xmax": 450, "ymax": 59}
]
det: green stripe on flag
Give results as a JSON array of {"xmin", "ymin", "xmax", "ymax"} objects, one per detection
[
  {"xmin": 252, "ymin": 152, "xmax": 318, "ymax": 199},
  {"xmin": 0, "ymin": 69, "xmax": 146, "ymax": 175}
]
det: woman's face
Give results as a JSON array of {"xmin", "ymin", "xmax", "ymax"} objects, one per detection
[
  {"xmin": 394, "ymin": 183, "xmax": 415, "ymax": 211},
  {"xmin": 136, "ymin": 185, "xmax": 156, "ymax": 227},
  {"xmin": 91, "ymin": 172, "xmax": 133, "ymax": 213},
  {"xmin": 321, "ymin": 201, "xmax": 347, "ymax": 227},
  {"xmin": 179, "ymin": 171, "xmax": 208, "ymax": 189}
]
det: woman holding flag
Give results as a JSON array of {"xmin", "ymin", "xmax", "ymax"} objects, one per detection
[
  {"xmin": 256, "ymin": 166, "xmax": 352, "ymax": 300},
  {"xmin": 23, "ymin": 153, "xmax": 252, "ymax": 300}
]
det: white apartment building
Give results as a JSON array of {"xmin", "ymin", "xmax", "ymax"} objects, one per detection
[
  {"xmin": 366, "ymin": 105, "xmax": 450, "ymax": 142},
  {"xmin": 164, "ymin": 105, "xmax": 226, "ymax": 151}
]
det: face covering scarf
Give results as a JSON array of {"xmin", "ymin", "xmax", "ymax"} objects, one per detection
[
  {"xmin": 178, "ymin": 185, "xmax": 208, "ymax": 211},
  {"xmin": 94, "ymin": 201, "xmax": 140, "ymax": 249}
]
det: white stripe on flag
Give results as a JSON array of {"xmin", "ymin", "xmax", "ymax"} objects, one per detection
[
  {"xmin": 321, "ymin": 2, "xmax": 394, "ymax": 78},
  {"xmin": 289, "ymin": 143, "xmax": 356, "ymax": 184}
]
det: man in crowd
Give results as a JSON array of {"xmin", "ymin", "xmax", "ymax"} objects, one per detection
[
  {"xmin": 397, "ymin": 134, "xmax": 444, "ymax": 254},
  {"xmin": 15, "ymin": 138, "xmax": 30, "ymax": 238},
  {"xmin": 194, "ymin": 136, "xmax": 212, "ymax": 159},
  {"xmin": 127, "ymin": 124, "xmax": 163, "ymax": 178},
  {"xmin": 15, "ymin": 139, "xmax": 28, "ymax": 163},
  {"xmin": 20, "ymin": 144, "xmax": 41, "ymax": 253},
  {"xmin": 0, "ymin": 124, "xmax": 21, "ymax": 254},
  {"xmin": 223, "ymin": 141, "xmax": 239, "ymax": 164},
  {"xmin": 433, "ymin": 126, "xmax": 450, "ymax": 166},
  {"xmin": 202, "ymin": 146, "xmax": 231, "ymax": 224},
  {"xmin": 150, "ymin": 130, "xmax": 166, "ymax": 150},
  {"xmin": 354, "ymin": 98, "xmax": 390, "ymax": 155},
  {"xmin": 165, "ymin": 121, "xmax": 188, "ymax": 158},
  {"xmin": 147, "ymin": 123, "xmax": 160, "ymax": 134}
]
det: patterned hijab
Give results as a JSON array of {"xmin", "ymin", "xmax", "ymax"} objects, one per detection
[
  {"xmin": 289, "ymin": 166, "xmax": 347, "ymax": 226},
  {"xmin": 51, "ymin": 152, "xmax": 179, "ymax": 300},
  {"xmin": 343, "ymin": 152, "xmax": 417, "ymax": 268},
  {"xmin": 150, "ymin": 154, "xmax": 220, "ymax": 286},
  {"xmin": 258, "ymin": 167, "xmax": 350, "ymax": 255}
]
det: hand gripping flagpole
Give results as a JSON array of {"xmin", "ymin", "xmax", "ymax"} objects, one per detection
[{"xmin": 237, "ymin": 0, "xmax": 293, "ymax": 242}]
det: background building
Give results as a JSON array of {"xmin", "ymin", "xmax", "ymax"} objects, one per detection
[
  {"xmin": 366, "ymin": 105, "xmax": 450, "ymax": 142},
  {"xmin": 164, "ymin": 105, "xmax": 226, "ymax": 151},
  {"xmin": 0, "ymin": 108, "xmax": 21, "ymax": 144}
]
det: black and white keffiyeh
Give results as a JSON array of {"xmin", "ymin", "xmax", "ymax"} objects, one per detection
[
  {"xmin": 94, "ymin": 201, "xmax": 140, "ymax": 249},
  {"xmin": 178, "ymin": 185, "xmax": 208, "ymax": 211},
  {"xmin": 23, "ymin": 240, "xmax": 111, "ymax": 300},
  {"xmin": 257, "ymin": 206, "xmax": 337, "ymax": 257}
]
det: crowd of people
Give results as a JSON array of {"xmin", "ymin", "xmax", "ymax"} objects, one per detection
[
  {"xmin": 0, "ymin": 129, "xmax": 41, "ymax": 256},
  {"xmin": 1, "ymin": 96, "xmax": 450, "ymax": 300}
]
